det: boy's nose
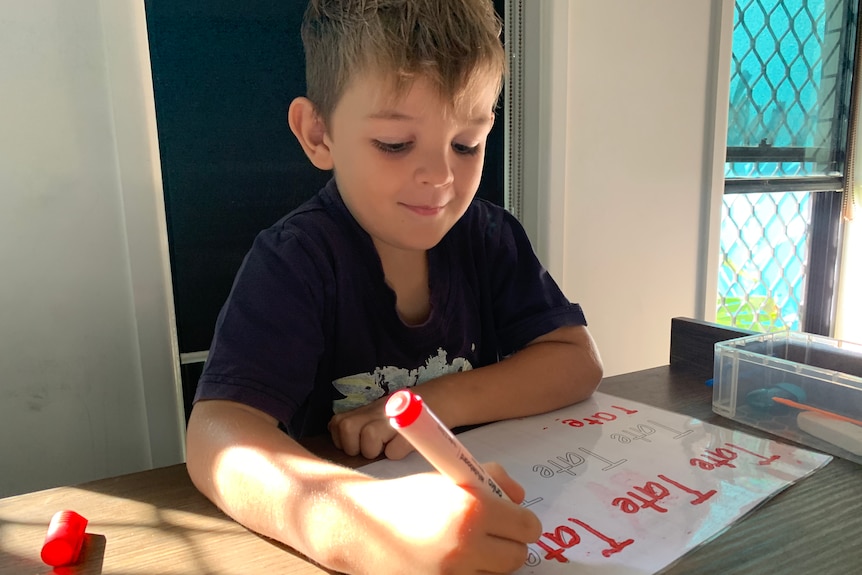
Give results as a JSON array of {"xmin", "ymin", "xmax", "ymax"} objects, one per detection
[{"xmin": 416, "ymin": 152, "xmax": 454, "ymax": 188}]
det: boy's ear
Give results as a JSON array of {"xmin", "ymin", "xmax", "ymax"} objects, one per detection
[{"xmin": 288, "ymin": 97, "xmax": 334, "ymax": 170}]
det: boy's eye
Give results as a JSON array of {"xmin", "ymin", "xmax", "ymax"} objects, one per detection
[
  {"xmin": 373, "ymin": 140, "xmax": 412, "ymax": 154},
  {"xmin": 453, "ymin": 142, "xmax": 481, "ymax": 156}
]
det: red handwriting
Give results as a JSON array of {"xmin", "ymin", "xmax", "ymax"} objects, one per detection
[
  {"xmin": 560, "ymin": 405, "xmax": 638, "ymax": 428},
  {"xmin": 690, "ymin": 442, "xmax": 781, "ymax": 470},
  {"xmin": 533, "ymin": 517, "xmax": 635, "ymax": 563},
  {"xmin": 612, "ymin": 474, "xmax": 716, "ymax": 514}
]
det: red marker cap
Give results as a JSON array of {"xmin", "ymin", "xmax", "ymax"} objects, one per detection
[
  {"xmin": 41, "ymin": 510, "xmax": 88, "ymax": 567},
  {"xmin": 386, "ymin": 390, "xmax": 423, "ymax": 428}
]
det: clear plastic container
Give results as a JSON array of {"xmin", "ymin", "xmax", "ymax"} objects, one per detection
[{"xmin": 713, "ymin": 331, "xmax": 862, "ymax": 465}]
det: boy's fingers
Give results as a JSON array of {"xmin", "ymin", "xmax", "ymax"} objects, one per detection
[
  {"xmin": 328, "ymin": 396, "xmax": 394, "ymax": 457},
  {"xmin": 490, "ymin": 503, "xmax": 542, "ymax": 544},
  {"xmin": 359, "ymin": 425, "xmax": 385, "ymax": 459},
  {"xmin": 459, "ymin": 482, "xmax": 540, "ymax": 573},
  {"xmin": 328, "ymin": 410, "xmax": 373, "ymax": 456},
  {"xmin": 360, "ymin": 420, "xmax": 399, "ymax": 459},
  {"xmin": 474, "ymin": 535, "xmax": 532, "ymax": 574},
  {"xmin": 383, "ymin": 434, "xmax": 415, "ymax": 460},
  {"xmin": 337, "ymin": 424, "xmax": 362, "ymax": 457},
  {"xmin": 483, "ymin": 461, "xmax": 526, "ymax": 504},
  {"xmin": 463, "ymin": 484, "xmax": 540, "ymax": 545},
  {"xmin": 328, "ymin": 425, "xmax": 342, "ymax": 450},
  {"xmin": 330, "ymin": 416, "xmax": 398, "ymax": 458}
]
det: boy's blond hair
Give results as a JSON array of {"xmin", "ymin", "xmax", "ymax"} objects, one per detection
[{"xmin": 301, "ymin": 0, "xmax": 507, "ymax": 123}]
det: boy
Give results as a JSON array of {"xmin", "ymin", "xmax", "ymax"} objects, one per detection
[{"xmin": 186, "ymin": 1, "xmax": 603, "ymax": 573}]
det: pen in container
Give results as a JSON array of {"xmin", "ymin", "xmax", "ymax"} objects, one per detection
[{"xmin": 385, "ymin": 389, "xmax": 510, "ymax": 501}]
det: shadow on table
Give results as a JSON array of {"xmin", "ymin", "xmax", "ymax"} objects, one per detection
[
  {"xmin": 0, "ymin": 533, "xmax": 105, "ymax": 575},
  {"xmin": 51, "ymin": 533, "xmax": 106, "ymax": 575}
]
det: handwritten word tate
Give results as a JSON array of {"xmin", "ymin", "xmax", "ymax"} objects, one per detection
[
  {"xmin": 560, "ymin": 405, "xmax": 639, "ymax": 428},
  {"xmin": 612, "ymin": 473, "xmax": 716, "ymax": 514},
  {"xmin": 533, "ymin": 517, "xmax": 635, "ymax": 563},
  {"xmin": 690, "ymin": 442, "xmax": 781, "ymax": 470}
]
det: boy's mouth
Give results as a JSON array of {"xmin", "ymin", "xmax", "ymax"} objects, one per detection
[{"xmin": 401, "ymin": 203, "xmax": 445, "ymax": 217}]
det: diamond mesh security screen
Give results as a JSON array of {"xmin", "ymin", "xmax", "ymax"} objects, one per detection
[
  {"xmin": 718, "ymin": 192, "xmax": 810, "ymax": 331},
  {"xmin": 726, "ymin": 0, "xmax": 848, "ymax": 178},
  {"xmin": 718, "ymin": 0, "xmax": 856, "ymax": 332}
]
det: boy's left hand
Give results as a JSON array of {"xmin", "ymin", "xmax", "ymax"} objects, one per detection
[{"xmin": 328, "ymin": 396, "xmax": 415, "ymax": 460}]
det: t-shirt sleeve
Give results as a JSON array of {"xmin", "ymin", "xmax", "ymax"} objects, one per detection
[
  {"xmin": 193, "ymin": 226, "xmax": 329, "ymax": 427},
  {"xmin": 486, "ymin": 208, "xmax": 587, "ymax": 355}
]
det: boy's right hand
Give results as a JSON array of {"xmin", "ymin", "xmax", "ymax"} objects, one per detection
[
  {"xmin": 344, "ymin": 462, "xmax": 541, "ymax": 575},
  {"xmin": 188, "ymin": 400, "xmax": 539, "ymax": 574}
]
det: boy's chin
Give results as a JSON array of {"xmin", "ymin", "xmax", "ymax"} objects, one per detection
[
  {"xmin": 396, "ymin": 238, "xmax": 445, "ymax": 252},
  {"xmin": 378, "ymin": 232, "xmax": 448, "ymax": 253}
]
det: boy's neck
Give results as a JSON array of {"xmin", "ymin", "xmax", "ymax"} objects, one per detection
[{"xmin": 373, "ymin": 240, "xmax": 431, "ymax": 326}]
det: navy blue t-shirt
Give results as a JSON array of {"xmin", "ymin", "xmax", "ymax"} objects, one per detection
[{"xmin": 195, "ymin": 179, "xmax": 587, "ymax": 437}]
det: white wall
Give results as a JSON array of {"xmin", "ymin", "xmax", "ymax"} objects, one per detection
[
  {"xmin": 521, "ymin": 0, "xmax": 732, "ymax": 376},
  {"xmin": 0, "ymin": 0, "xmax": 184, "ymax": 497}
]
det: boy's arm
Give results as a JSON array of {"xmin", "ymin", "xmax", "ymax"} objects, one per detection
[
  {"xmin": 186, "ymin": 399, "xmax": 541, "ymax": 575},
  {"xmin": 428, "ymin": 324, "xmax": 603, "ymax": 428},
  {"xmin": 330, "ymin": 324, "xmax": 602, "ymax": 458}
]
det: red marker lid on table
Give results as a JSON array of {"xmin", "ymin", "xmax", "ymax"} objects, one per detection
[{"xmin": 41, "ymin": 510, "xmax": 88, "ymax": 567}]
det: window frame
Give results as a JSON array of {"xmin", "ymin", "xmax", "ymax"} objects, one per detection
[{"xmin": 721, "ymin": 0, "xmax": 860, "ymax": 336}]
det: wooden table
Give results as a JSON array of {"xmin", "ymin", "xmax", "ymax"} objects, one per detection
[{"xmin": 2, "ymin": 364, "xmax": 860, "ymax": 574}]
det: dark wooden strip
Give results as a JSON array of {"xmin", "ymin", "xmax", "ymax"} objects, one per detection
[{"xmin": 669, "ymin": 317, "xmax": 755, "ymax": 377}]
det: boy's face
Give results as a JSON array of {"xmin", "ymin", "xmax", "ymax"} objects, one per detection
[{"xmin": 322, "ymin": 72, "xmax": 498, "ymax": 254}]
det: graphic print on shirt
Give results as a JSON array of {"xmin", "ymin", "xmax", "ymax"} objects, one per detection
[{"xmin": 331, "ymin": 348, "xmax": 473, "ymax": 413}]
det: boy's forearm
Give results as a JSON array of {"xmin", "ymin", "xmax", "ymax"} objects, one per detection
[
  {"xmin": 187, "ymin": 400, "xmax": 542, "ymax": 575},
  {"xmin": 417, "ymin": 325, "xmax": 603, "ymax": 429},
  {"xmin": 186, "ymin": 400, "xmax": 373, "ymax": 572}
]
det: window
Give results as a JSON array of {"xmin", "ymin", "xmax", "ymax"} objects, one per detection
[{"xmin": 718, "ymin": 0, "xmax": 859, "ymax": 334}]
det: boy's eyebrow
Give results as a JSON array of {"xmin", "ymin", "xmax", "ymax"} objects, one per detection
[
  {"xmin": 367, "ymin": 111, "xmax": 414, "ymax": 121},
  {"xmin": 366, "ymin": 111, "xmax": 494, "ymax": 125}
]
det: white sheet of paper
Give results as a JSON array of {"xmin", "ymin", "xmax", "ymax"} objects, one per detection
[{"xmin": 359, "ymin": 391, "xmax": 832, "ymax": 574}]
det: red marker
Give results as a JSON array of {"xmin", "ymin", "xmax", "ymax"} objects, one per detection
[
  {"xmin": 41, "ymin": 510, "xmax": 88, "ymax": 567},
  {"xmin": 386, "ymin": 389, "xmax": 509, "ymax": 500}
]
